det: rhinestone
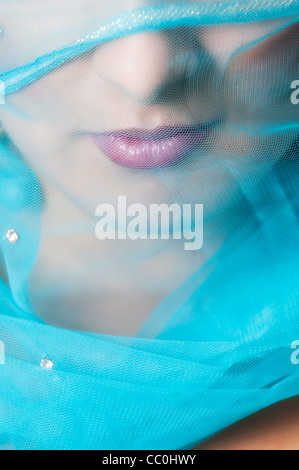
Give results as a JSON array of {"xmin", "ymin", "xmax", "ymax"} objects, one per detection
[
  {"xmin": 6, "ymin": 229, "xmax": 19, "ymax": 244},
  {"xmin": 40, "ymin": 357, "xmax": 54, "ymax": 370}
]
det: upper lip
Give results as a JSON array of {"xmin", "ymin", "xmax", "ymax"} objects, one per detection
[
  {"xmin": 95, "ymin": 125, "xmax": 208, "ymax": 140},
  {"xmin": 89, "ymin": 119, "xmax": 221, "ymax": 139}
]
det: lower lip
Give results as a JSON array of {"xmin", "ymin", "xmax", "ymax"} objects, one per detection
[{"xmin": 91, "ymin": 126, "xmax": 211, "ymax": 169}]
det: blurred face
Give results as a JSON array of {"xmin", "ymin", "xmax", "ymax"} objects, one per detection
[
  {"xmin": 0, "ymin": 9, "xmax": 297, "ymax": 209},
  {"xmin": 0, "ymin": 3, "xmax": 298, "ymax": 334}
]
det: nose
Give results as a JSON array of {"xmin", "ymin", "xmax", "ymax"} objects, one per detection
[{"xmin": 90, "ymin": 30, "xmax": 195, "ymax": 103}]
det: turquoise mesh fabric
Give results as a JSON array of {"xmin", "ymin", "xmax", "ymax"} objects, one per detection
[{"xmin": 0, "ymin": 0, "xmax": 298, "ymax": 450}]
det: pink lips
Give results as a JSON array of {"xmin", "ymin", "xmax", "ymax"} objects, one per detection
[{"xmin": 91, "ymin": 125, "xmax": 212, "ymax": 169}]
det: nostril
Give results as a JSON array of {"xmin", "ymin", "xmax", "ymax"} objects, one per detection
[{"xmin": 150, "ymin": 76, "xmax": 187, "ymax": 104}]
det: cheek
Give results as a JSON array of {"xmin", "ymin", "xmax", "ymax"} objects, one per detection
[
  {"xmin": 199, "ymin": 20, "xmax": 295, "ymax": 68},
  {"xmin": 4, "ymin": 58, "xmax": 89, "ymax": 127},
  {"xmin": 0, "ymin": 108, "xmax": 65, "ymax": 181}
]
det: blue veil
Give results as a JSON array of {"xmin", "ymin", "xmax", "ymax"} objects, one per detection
[{"xmin": 0, "ymin": 0, "xmax": 299, "ymax": 450}]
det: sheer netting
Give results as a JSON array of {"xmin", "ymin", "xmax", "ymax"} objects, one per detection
[{"xmin": 0, "ymin": 0, "xmax": 299, "ymax": 450}]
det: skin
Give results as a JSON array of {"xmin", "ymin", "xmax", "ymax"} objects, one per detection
[
  {"xmin": 0, "ymin": 3, "xmax": 298, "ymax": 449},
  {"xmin": 196, "ymin": 396, "xmax": 299, "ymax": 450}
]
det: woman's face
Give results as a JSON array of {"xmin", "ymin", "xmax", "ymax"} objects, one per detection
[
  {"xmin": 0, "ymin": 4, "xmax": 298, "ymax": 334},
  {"xmin": 0, "ymin": 7, "xmax": 297, "ymax": 212}
]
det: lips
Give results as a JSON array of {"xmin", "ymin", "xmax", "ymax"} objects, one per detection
[{"xmin": 91, "ymin": 124, "xmax": 213, "ymax": 169}]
